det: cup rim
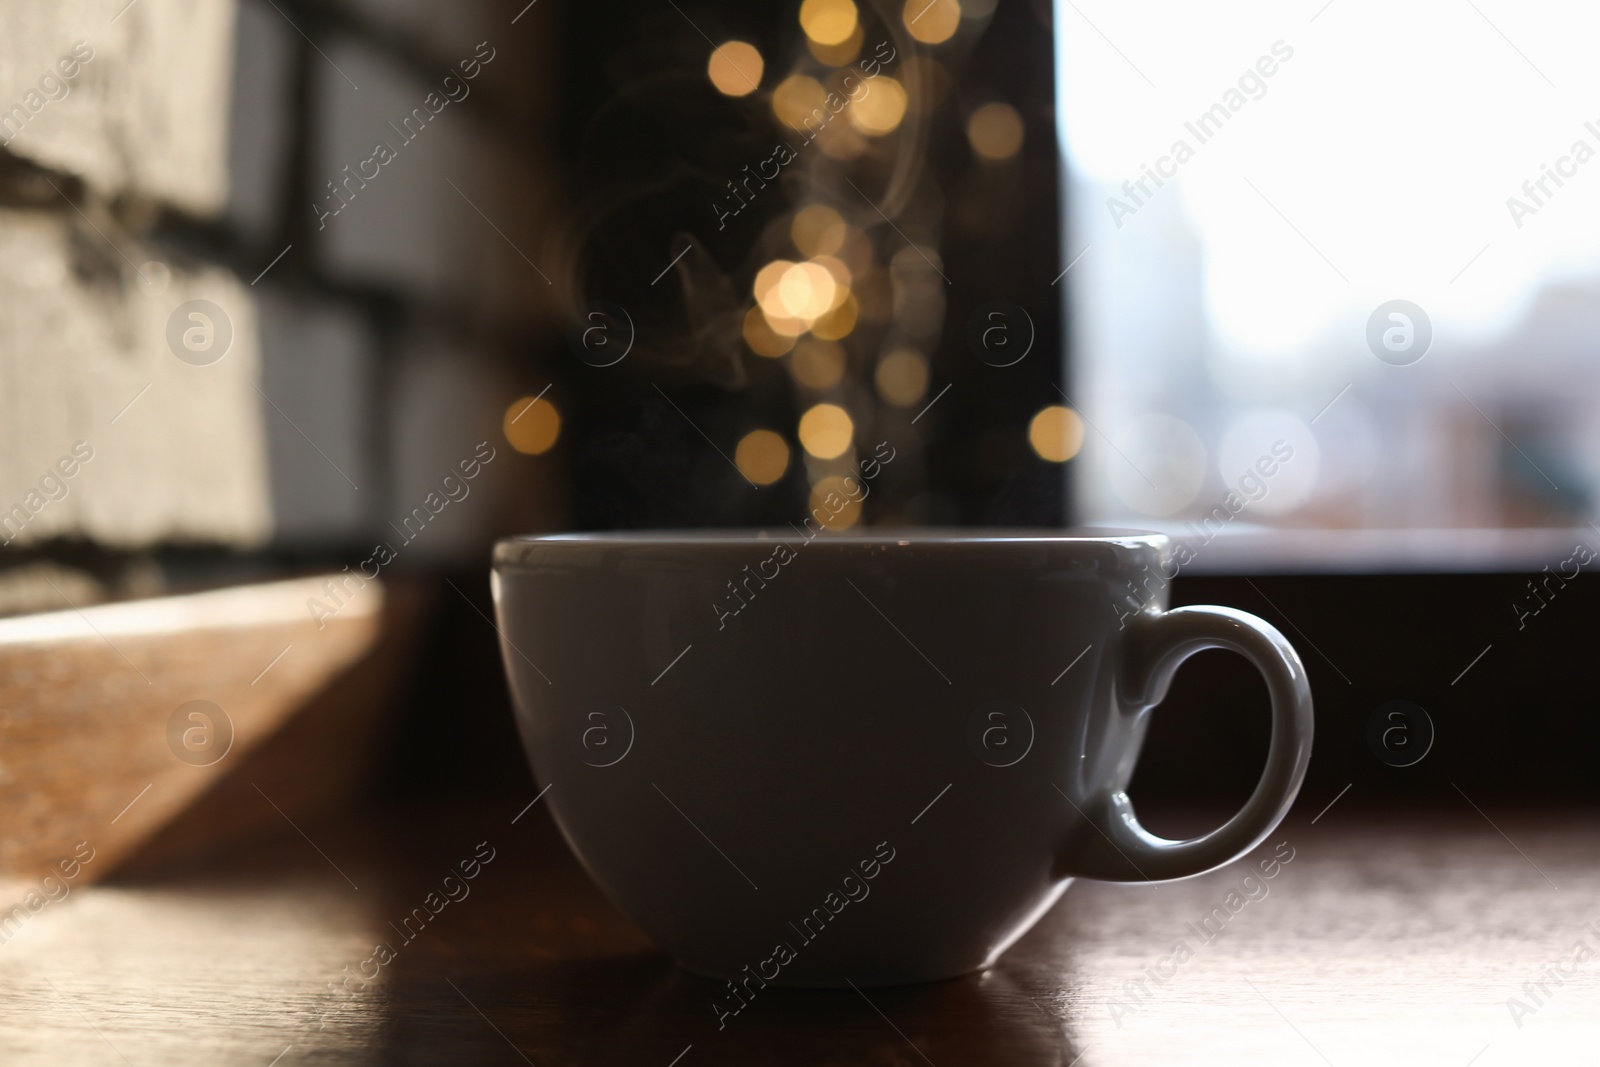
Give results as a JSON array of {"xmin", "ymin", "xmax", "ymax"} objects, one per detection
[{"xmin": 493, "ymin": 528, "xmax": 1167, "ymax": 566}]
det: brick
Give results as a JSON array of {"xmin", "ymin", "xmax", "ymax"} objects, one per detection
[
  {"xmin": 225, "ymin": 0, "xmax": 297, "ymax": 240},
  {"xmin": 0, "ymin": 209, "xmax": 271, "ymax": 549},
  {"xmin": 255, "ymin": 290, "xmax": 374, "ymax": 541},
  {"xmin": 0, "ymin": 0, "xmax": 236, "ymax": 215},
  {"xmin": 308, "ymin": 36, "xmax": 553, "ymax": 325}
]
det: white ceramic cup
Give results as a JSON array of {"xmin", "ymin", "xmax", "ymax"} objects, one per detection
[{"xmin": 492, "ymin": 531, "xmax": 1313, "ymax": 988}]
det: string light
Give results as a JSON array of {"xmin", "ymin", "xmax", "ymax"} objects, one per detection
[
  {"xmin": 809, "ymin": 475, "xmax": 863, "ymax": 528},
  {"xmin": 848, "ymin": 77, "xmax": 908, "ymax": 136},
  {"xmin": 707, "ymin": 41, "xmax": 764, "ymax": 96},
  {"xmin": 792, "ymin": 205, "xmax": 848, "ymax": 257},
  {"xmin": 875, "ymin": 349, "xmax": 929, "ymax": 406},
  {"xmin": 799, "ymin": 403, "xmax": 855, "ymax": 459},
  {"xmin": 772, "ymin": 75, "xmax": 826, "ymax": 128},
  {"xmin": 735, "ymin": 429, "xmax": 792, "ymax": 485},
  {"xmin": 743, "ymin": 306, "xmax": 796, "ymax": 357},
  {"xmin": 503, "ymin": 396, "xmax": 561, "ymax": 455},
  {"xmin": 800, "ymin": 0, "xmax": 859, "ymax": 46},
  {"xmin": 808, "ymin": 22, "xmax": 863, "ymax": 65},
  {"xmin": 791, "ymin": 339, "xmax": 846, "ymax": 389},
  {"xmin": 1028, "ymin": 405, "xmax": 1085, "ymax": 463},
  {"xmin": 967, "ymin": 101, "xmax": 1025, "ymax": 161},
  {"xmin": 904, "ymin": 0, "xmax": 961, "ymax": 44}
]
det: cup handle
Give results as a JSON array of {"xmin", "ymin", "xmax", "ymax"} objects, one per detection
[{"xmin": 1067, "ymin": 605, "xmax": 1314, "ymax": 882}]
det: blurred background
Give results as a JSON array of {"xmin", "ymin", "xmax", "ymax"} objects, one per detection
[
  {"xmin": 1061, "ymin": 0, "xmax": 1600, "ymax": 569},
  {"xmin": 0, "ymin": 0, "xmax": 1595, "ymax": 892}
]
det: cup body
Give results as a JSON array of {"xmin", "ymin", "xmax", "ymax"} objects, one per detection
[{"xmin": 492, "ymin": 531, "xmax": 1169, "ymax": 986}]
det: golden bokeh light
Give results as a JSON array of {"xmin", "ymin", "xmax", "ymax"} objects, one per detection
[
  {"xmin": 735, "ymin": 429, "xmax": 791, "ymax": 485},
  {"xmin": 799, "ymin": 403, "xmax": 855, "ymax": 459},
  {"xmin": 707, "ymin": 41, "xmax": 764, "ymax": 97},
  {"xmin": 792, "ymin": 204, "xmax": 848, "ymax": 257},
  {"xmin": 766, "ymin": 310, "xmax": 810, "ymax": 338},
  {"xmin": 875, "ymin": 348, "xmax": 929, "ymax": 406},
  {"xmin": 809, "ymin": 475, "xmax": 862, "ymax": 529},
  {"xmin": 743, "ymin": 306, "xmax": 795, "ymax": 357},
  {"xmin": 904, "ymin": 0, "xmax": 961, "ymax": 44},
  {"xmin": 800, "ymin": 0, "xmax": 859, "ymax": 46},
  {"xmin": 809, "ymin": 292, "xmax": 859, "ymax": 340},
  {"xmin": 503, "ymin": 396, "xmax": 561, "ymax": 455},
  {"xmin": 772, "ymin": 75, "xmax": 827, "ymax": 128},
  {"xmin": 967, "ymin": 101, "xmax": 1025, "ymax": 162},
  {"xmin": 757, "ymin": 254, "xmax": 856, "ymax": 337},
  {"xmin": 754, "ymin": 259, "xmax": 795, "ymax": 314},
  {"xmin": 1029, "ymin": 405, "xmax": 1086, "ymax": 463},
  {"xmin": 777, "ymin": 261, "xmax": 839, "ymax": 319},
  {"xmin": 808, "ymin": 22, "xmax": 863, "ymax": 65},
  {"xmin": 847, "ymin": 77, "xmax": 907, "ymax": 136},
  {"xmin": 791, "ymin": 339, "xmax": 846, "ymax": 389}
]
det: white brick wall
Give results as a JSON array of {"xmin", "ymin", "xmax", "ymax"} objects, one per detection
[
  {"xmin": 0, "ymin": 210, "xmax": 271, "ymax": 548},
  {"xmin": 0, "ymin": 0, "xmax": 558, "ymax": 554},
  {"xmin": 0, "ymin": 0, "xmax": 236, "ymax": 216}
]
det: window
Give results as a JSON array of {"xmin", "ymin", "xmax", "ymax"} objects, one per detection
[{"xmin": 1056, "ymin": 1, "xmax": 1600, "ymax": 568}]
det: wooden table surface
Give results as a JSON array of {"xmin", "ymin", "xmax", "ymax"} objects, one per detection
[{"xmin": 3, "ymin": 799, "xmax": 1596, "ymax": 1066}]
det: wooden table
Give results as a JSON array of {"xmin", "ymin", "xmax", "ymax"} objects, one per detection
[{"xmin": 3, "ymin": 800, "xmax": 1595, "ymax": 1065}]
